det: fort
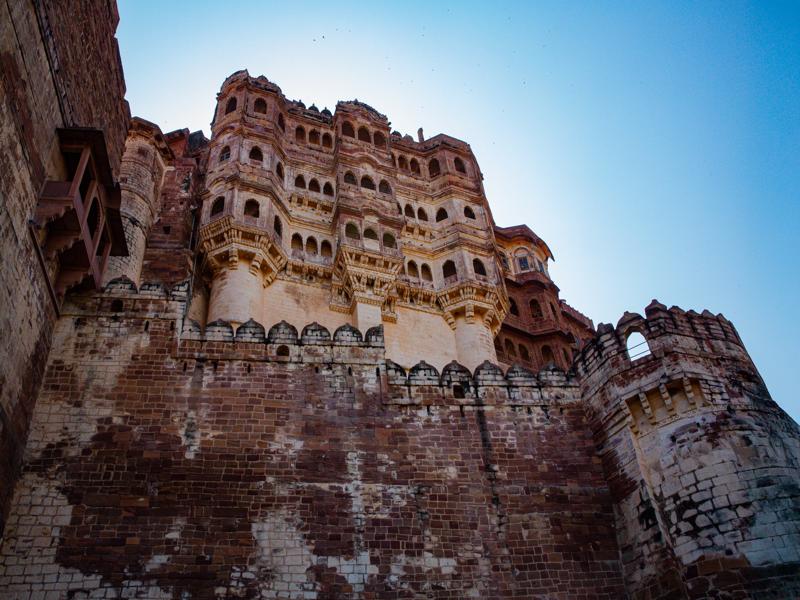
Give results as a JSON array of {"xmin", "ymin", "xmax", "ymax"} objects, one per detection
[{"xmin": 0, "ymin": 2, "xmax": 798, "ymax": 598}]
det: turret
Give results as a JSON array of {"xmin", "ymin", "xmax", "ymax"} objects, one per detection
[{"xmin": 576, "ymin": 300, "xmax": 800, "ymax": 598}]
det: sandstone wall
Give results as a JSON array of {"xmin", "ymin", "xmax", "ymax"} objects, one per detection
[
  {"xmin": 0, "ymin": 282, "xmax": 625, "ymax": 599},
  {"xmin": 0, "ymin": 0, "xmax": 128, "ymax": 536}
]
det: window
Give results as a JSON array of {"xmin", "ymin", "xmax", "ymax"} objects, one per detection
[
  {"xmin": 374, "ymin": 131, "xmax": 386, "ymax": 147},
  {"xmin": 210, "ymin": 196, "xmax": 225, "ymax": 216},
  {"xmin": 417, "ymin": 207, "xmax": 428, "ymax": 221},
  {"xmin": 306, "ymin": 237, "xmax": 318, "ymax": 255},
  {"xmin": 383, "ymin": 232, "xmax": 396, "ymax": 248},
  {"xmin": 244, "ymin": 199, "xmax": 260, "ymax": 218},
  {"xmin": 358, "ymin": 126, "xmax": 371, "ymax": 142},
  {"xmin": 509, "ymin": 298, "xmax": 519, "ymax": 316},
  {"xmin": 291, "ymin": 233, "xmax": 303, "ymax": 250},
  {"xmin": 309, "ymin": 130, "xmax": 320, "ymax": 144},
  {"xmin": 309, "ymin": 179, "xmax": 321, "ymax": 193},
  {"xmin": 404, "ymin": 204, "xmax": 415, "ymax": 218},
  {"xmin": 391, "ymin": 154, "xmax": 397, "ymax": 167},
  {"xmin": 530, "ymin": 299, "xmax": 543, "ymax": 319},
  {"xmin": 421, "ymin": 264, "xmax": 433, "ymax": 281},
  {"xmin": 344, "ymin": 171, "xmax": 357, "ymax": 185},
  {"xmin": 294, "ymin": 175, "xmax": 306, "ymax": 189},
  {"xmin": 342, "ymin": 121, "xmax": 355, "ymax": 137},
  {"xmin": 505, "ymin": 339, "xmax": 517, "ymax": 357},
  {"xmin": 626, "ymin": 331, "xmax": 651, "ymax": 360},
  {"xmin": 542, "ymin": 345, "xmax": 555, "ymax": 365},
  {"xmin": 295, "ymin": 126, "xmax": 306, "ymax": 143},
  {"xmin": 464, "ymin": 206, "xmax": 476, "ymax": 219},
  {"xmin": 276, "ymin": 162, "xmax": 284, "ymax": 179},
  {"xmin": 225, "ymin": 97, "xmax": 237, "ymax": 114},
  {"xmin": 517, "ymin": 256, "xmax": 530, "ymax": 271},
  {"xmin": 321, "ymin": 240, "xmax": 332, "ymax": 257},
  {"xmin": 410, "ymin": 158, "xmax": 420, "ymax": 174},
  {"xmin": 454, "ymin": 157, "xmax": 466, "ymax": 173},
  {"xmin": 323, "ymin": 182, "xmax": 334, "ymax": 196},
  {"xmin": 322, "ymin": 133, "xmax": 332, "ymax": 148},
  {"xmin": 87, "ymin": 200, "xmax": 100, "ymax": 239},
  {"xmin": 442, "ymin": 260, "xmax": 457, "ymax": 280},
  {"xmin": 273, "ymin": 216, "xmax": 282, "ymax": 239},
  {"xmin": 435, "ymin": 208, "xmax": 448, "ymax": 222},
  {"xmin": 520, "ymin": 345, "xmax": 530, "ymax": 362},
  {"xmin": 254, "ymin": 98, "xmax": 267, "ymax": 114},
  {"xmin": 429, "ymin": 158, "xmax": 441, "ymax": 177},
  {"xmin": 249, "ymin": 147, "xmax": 263, "ymax": 162},
  {"xmin": 277, "ymin": 114, "xmax": 286, "ymax": 132},
  {"xmin": 219, "ymin": 146, "xmax": 231, "ymax": 162},
  {"xmin": 473, "ymin": 258, "xmax": 487, "ymax": 276},
  {"xmin": 407, "ymin": 261, "xmax": 419, "ymax": 279},
  {"xmin": 360, "ymin": 176, "xmax": 375, "ymax": 190},
  {"xmin": 551, "ymin": 303, "xmax": 559, "ymax": 319},
  {"xmin": 345, "ymin": 223, "xmax": 360, "ymax": 239},
  {"xmin": 398, "ymin": 156, "xmax": 408, "ymax": 170},
  {"xmin": 379, "ymin": 180, "xmax": 391, "ymax": 194},
  {"xmin": 364, "ymin": 228, "xmax": 378, "ymax": 240}
]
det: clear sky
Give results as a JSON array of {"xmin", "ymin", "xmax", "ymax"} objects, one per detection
[{"xmin": 117, "ymin": 1, "xmax": 799, "ymax": 422}]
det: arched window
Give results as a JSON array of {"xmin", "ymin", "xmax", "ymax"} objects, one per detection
[
  {"xmin": 407, "ymin": 261, "xmax": 419, "ymax": 279},
  {"xmin": 211, "ymin": 196, "xmax": 225, "ymax": 216},
  {"xmin": 509, "ymin": 298, "xmax": 519, "ymax": 316},
  {"xmin": 345, "ymin": 223, "xmax": 360, "ymax": 239},
  {"xmin": 364, "ymin": 228, "xmax": 378, "ymax": 240},
  {"xmin": 379, "ymin": 180, "xmax": 391, "ymax": 194},
  {"xmin": 428, "ymin": 158, "xmax": 441, "ymax": 177},
  {"xmin": 454, "ymin": 157, "xmax": 466, "ymax": 173},
  {"xmin": 383, "ymin": 232, "xmax": 396, "ymax": 248},
  {"xmin": 309, "ymin": 130, "xmax": 320, "ymax": 144},
  {"xmin": 374, "ymin": 131, "xmax": 386, "ymax": 147},
  {"xmin": 398, "ymin": 156, "xmax": 408, "ymax": 170},
  {"xmin": 344, "ymin": 171, "xmax": 357, "ymax": 185},
  {"xmin": 321, "ymin": 240, "xmax": 332, "ymax": 257},
  {"xmin": 294, "ymin": 175, "xmax": 306, "ymax": 189},
  {"xmin": 276, "ymin": 162, "xmax": 284, "ymax": 179},
  {"xmin": 421, "ymin": 264, "xmax": 433, "ymax": 282},
  {"xmin": 435, "ymin": 208, "xmax": 448, "ymax": 222},
  {"xmin": 358, "ymin": 126, "xmax": 371, "ymax": 142},
  {"xmin": 277, "ymin": 114, "xmax": 286, "ymax": 132},
  {"xmin": 249, "ymin": 147, "xmax": 263, "ymax": 162},
  {"xmin": 295, "ymin": 126, "xmax": 306, "ymax": 143},
  {"xmin": 417, "ymin": 208, "xmax": 428, "ymax": 221},
  {"xmin": 391, "ymin": 154, "xmax": 397, "ymax": 167},
  {"xmin": 360, "ymin": 176, "xmax": 376, "ymax": 190},
  {"xmin": 504, "ymin": 339, "xmax": 517, "ymax": 357},
  {"xmin": 273, "ymin": 216, "xmax": 282, "ymax": 239},
  {"xmin": 530, "ymin": 299, "xmax": 543, "ymax": 319},
  {"xmin": 244, "ymin": 199, "xmax": 260, "ymax": 218},
  {"xmin": 551, "ymin": 302, "xmax": 559, "ymax": 318},
  {"xmin": 308, "ymin": 179, "xmax": 321, "ymax": 193},
  {"xmin": 342, "ymin": 121, "xmax": 355, "ymax": 137},
  {"xmin": 323, "ymin": 182, "xmax": 334, "ymax": 196},
  {"xmin": 322, "ymin": 133, "xmax": 333, "ymax": 148},
  {"xmin": 306, "ymin": 237, "xmax": 318, "ymax": 255},
  {"xmin": 410, "ymin": 158, "xmax": 420, "ymax": 174},
  {"xmin": 542, "ymin": 345, "xmax": 555, "ymax": 365},
  {"xmin": 520, "ymin": 345, "xmax": 530, "ymax": 362},
  {"xmin": 291, "ymin": 233, "xmax": 303, "ymax": 250},
  {"xmin": 473, "ymin": 258, "xmax": 487, "ymax": 276},
  {"xmin": 442, "ymin": 260, "xmax": 457, "ymax": 280},
  {"xmin": 254, "ymin": 98, "xmax": 267, "ymax": 114},
  {"xmin": 404, "ymin": 204, "xmax": 415, "ymax": 218},
  {"xmin": 219, "ymin": 146, "xmax": 231, "ymax": 162},
  {"xmin": 464, "ymin": 206, "xmax": 476, "ymax": 219},
  {"xmin": 225, "ymin": 97, "xmax": 237, "ymax": 114},
  {"xmin": 517, "ymin": 253, "xmax": 531, "ymax": 271},
  {"xmin": 626, "ymin": 331, "xmax": 651, "ymax": 360}
]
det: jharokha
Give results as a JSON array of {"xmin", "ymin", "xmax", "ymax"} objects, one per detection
[{"xmin": 1, "ymin": 3, "xmax": 799, "ymax": 599}]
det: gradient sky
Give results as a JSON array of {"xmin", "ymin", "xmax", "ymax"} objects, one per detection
[{"xmin": 117, "ymin": 1, "xmax": 800, "ymax": 422}]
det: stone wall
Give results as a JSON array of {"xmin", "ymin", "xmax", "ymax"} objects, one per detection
[
  {"xmin": 0, "ymin": 281, "xmax": 625, "ymax": 598},
  {"xmin": 0, "ymin": 0, "xmax": 128, "ymax": 536},
  {"xmin": 577, "ymin": 301, "xmax": 800, "ymax": 599}
]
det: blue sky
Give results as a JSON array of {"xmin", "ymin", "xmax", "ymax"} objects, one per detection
[{"xmin": 118, "ymin": 1, "xmax": 800, "ymax": 422}]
